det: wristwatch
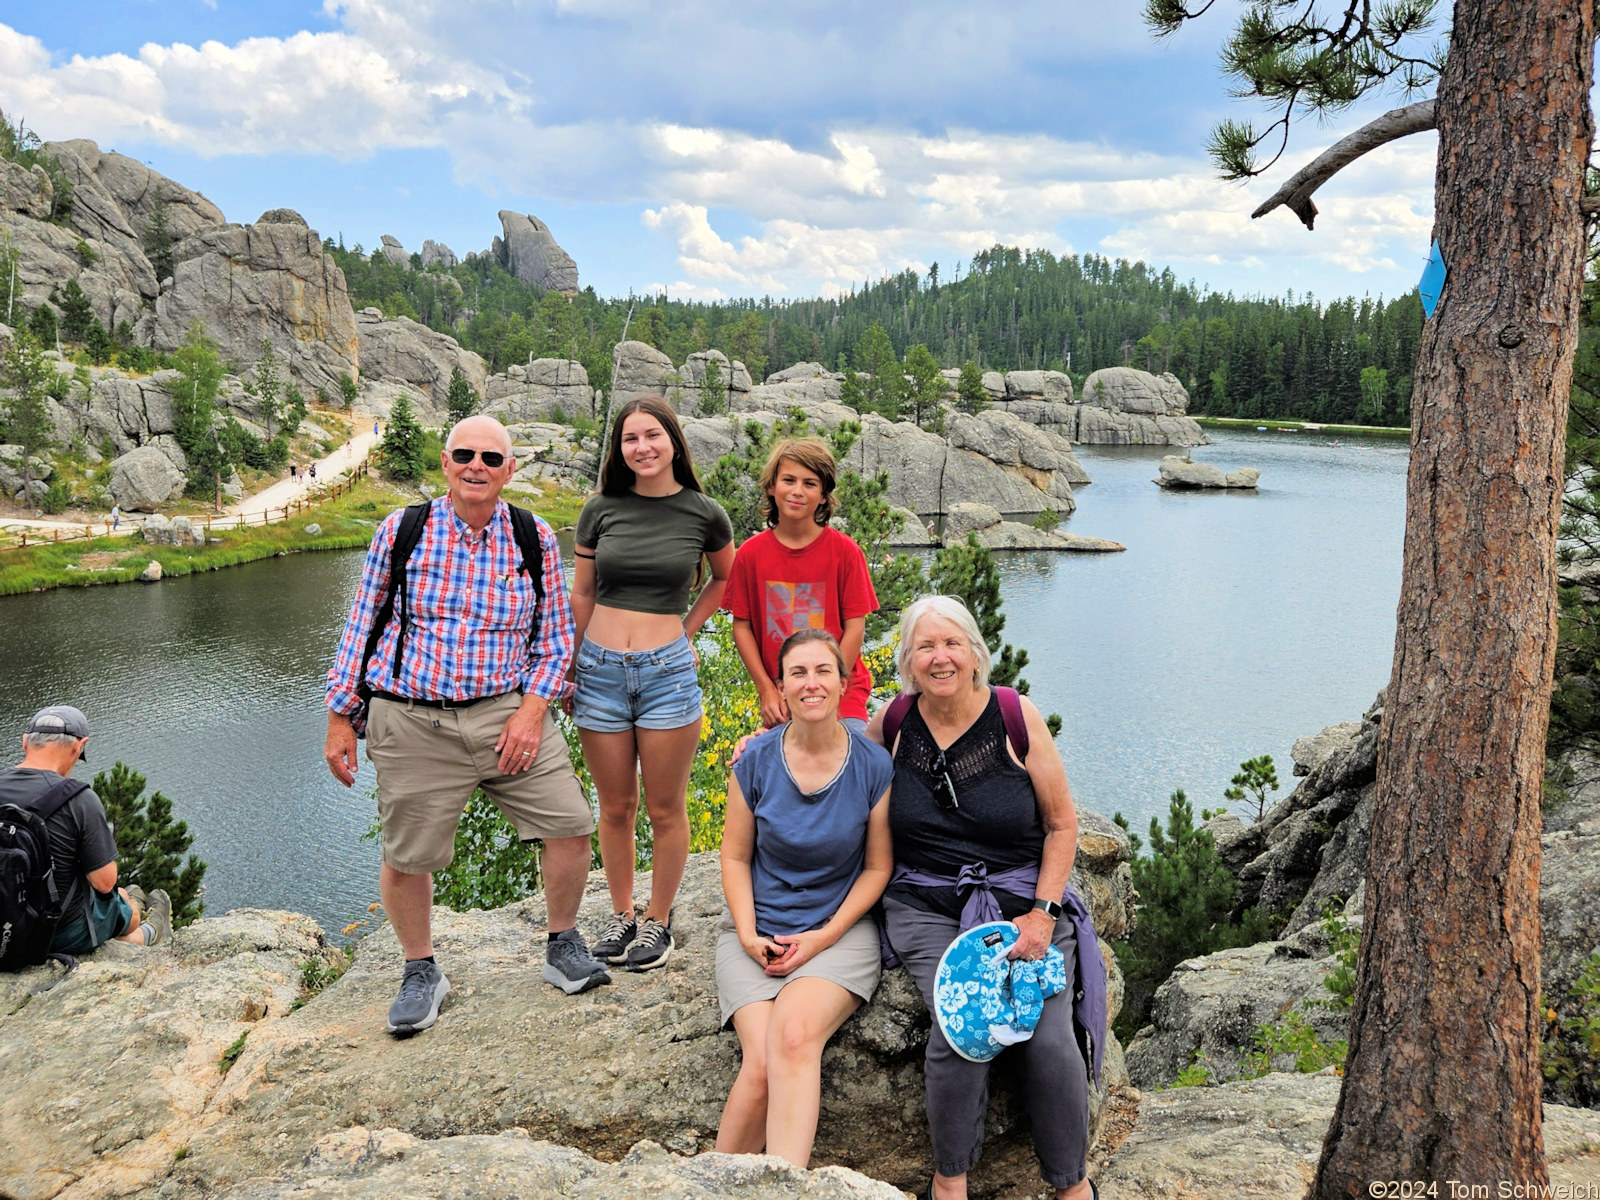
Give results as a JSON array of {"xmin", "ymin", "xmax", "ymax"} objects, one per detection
[{"xmin": 1031, "ymin": 898, "xmax": 1064, "ymax": 920}]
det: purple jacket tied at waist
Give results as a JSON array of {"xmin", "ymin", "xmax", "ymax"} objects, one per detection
[{"xmin": 887, "ymin": 860, "xmax": 1107, "ymax": 1086}]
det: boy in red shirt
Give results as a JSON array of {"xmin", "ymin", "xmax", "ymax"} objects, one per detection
[{"xmin": 725, "ymin": 438, "xmax": 880, "ymax": 729}]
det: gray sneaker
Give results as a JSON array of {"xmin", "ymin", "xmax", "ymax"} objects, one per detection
[
  {"xmin": 543, "ymin": 929, "xmax": 612, "ymax": 995},
  {"xmin": 141, "ymin": 889, "xmax": 172, "ymax": 948},
  {"xmin": 625, "ymin": 913, "xmax": 674, "ymax": 972},
  {"xmin": 125, "ymin": 884, "xmax": 148, "ymax": 912},
  {"xmin": 385, "ymin": 959, "xmax": 451, "ymax": 1035},
  {"xmin": 592, "ymin": 909, "xmax": 637, "ymax": 964}
]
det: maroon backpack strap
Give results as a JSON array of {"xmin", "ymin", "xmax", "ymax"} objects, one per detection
[
  {"xmin": 995, "ymin": 686, "xmax": 1030, "ymax": 763},
  {"xmin": 882, "ymin": 692, "xmax": 915, "ymax": 753}
]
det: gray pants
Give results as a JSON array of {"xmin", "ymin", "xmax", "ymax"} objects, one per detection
[{"xmin": 883, "ymin": 895, "xmax": 1089, "ymax": 1189}]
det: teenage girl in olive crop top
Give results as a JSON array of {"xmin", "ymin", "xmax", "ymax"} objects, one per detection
[{"xmin": 569, "ymin": 395, "xmax": 736, "ymax": 973}]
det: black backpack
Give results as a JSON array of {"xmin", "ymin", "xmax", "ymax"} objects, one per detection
[
  {"xmin": 353, "ymin": 500, "xmax": 547, "ymax": 732},
  {"xmin": 0, "ymin": 777, "xmax": 89, "ymax": 972}
]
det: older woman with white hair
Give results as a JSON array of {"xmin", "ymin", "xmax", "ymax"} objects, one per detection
[{"xmin": 865, "ymin": 594, "xmax": 1103, "ymax": 1200}]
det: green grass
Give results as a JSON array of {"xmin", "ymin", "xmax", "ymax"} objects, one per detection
[
  {"xmin": 217, "ymin": 1031, "xmax": 249, "ymax": 1075},
  {"xmin": 0, "ymin": 474, "xmax": 589, "ymax": 597},
  {"xmin": 1193, "ymin": 416, "xmax": 1412, "ymax": 439}
]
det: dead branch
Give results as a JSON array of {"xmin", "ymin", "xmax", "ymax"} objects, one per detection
[{"xmin": 1251, "ymin": 99, "xmax": 1439, "ymax": 229}]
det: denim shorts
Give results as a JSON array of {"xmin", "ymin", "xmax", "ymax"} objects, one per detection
[{"xmin": 572, "ymin": 634, "xmax": 704, "ymax": 733}]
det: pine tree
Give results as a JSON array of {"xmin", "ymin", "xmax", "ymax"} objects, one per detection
[
  {"xmin": 93, "ymin": 762, "xmax": 207, "ymax": 927},
  {"xmin": 84, "ymin": 319, "xmax": 111, "ymax": 365},
  {"xmin": 379, "ymin": 393, "xmax": 429, "ymax": 482},
  {"xmin": 141, "ymin": 189, "xmax": 174, "ymax": 281},
  {"xmin": 54, "ymin": 279, "xmax": 93, "ymax": 341},
  {"xmin": 338, "ymin": 372, "xmax": 359, "ymax": 409},
  {"xmin": 170, "ymin": 323, "xmax": 227, "ymax": 499},
  {"xmin": 903, "ymin": 343, "xmax": 945, "ymax": 431},
  {"xmin": 249, "ymin": 340, "xmax": 285, "ymax": 439},
  {"xmin": 700, "ymin": 356, "xmax": 728, "ymax": 415},
  {"xmin": 2, "ymin": 327, "xmax": 55, "ymax": 504},
  {"xmin": 956, "ymin": 360, "xmax": 989, "ymax": 414},
  {"xmin": 446, "ymin": 365, "xmax": 478, "ymax": 425}
]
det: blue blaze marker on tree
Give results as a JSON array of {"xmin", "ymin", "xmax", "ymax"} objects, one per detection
[{"xmin": 1418, "ymin": 240, "xmax": 1447, "ymax": 319}]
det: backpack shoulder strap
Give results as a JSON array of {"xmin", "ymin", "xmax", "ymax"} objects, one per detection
[
  {"xmin": 881, "ymin": 692, "xmax": 915, "ymax": 754},
  {"xmin": 359, "ymin": 502, "xmax": 431, "ymax": 699},
  {"xmin": 14, "ymin": 777, "xmax": 90, "ymax": 825},
  {"xmin": 995, "ymin": 686, "xmax": 1030, "ymax": 763},
  {"xmin": 506, "ymin": 505, "xmax": 546, "ymax": 646}
]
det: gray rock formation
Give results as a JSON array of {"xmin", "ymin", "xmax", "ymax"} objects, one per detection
[
  {"xmin": 1156, "ymin": 456, "xmax": 1259, "ymax": 489},
  {"xmin": 494, "ymin": 210, "xmax": 579, "ymax": 292},
  {"xmin": 1071, "ymin": 404, "xmax": 1209, "ymax": 447},
  {"xmin": 354, "ymin": 308, "xmax": 486, "ymax": 420},
  {"xmin": 678, "ymin": 349, "xmax": 753, "ymax": 416},
  {"xmin": 0, "ymin": 159, "xmax": 53, "ymax": 221},
  {"xmin": 508, "ymin": 421, "xmax": 598, "ymax": 487},
  {"xmin": 213, "ymin": 1127, "xmax": 906, "ymax": 1200},
  {"xmin": 1004, "ymin": 370, "xmax": 1075, "ymax": 404},
  {"xmin": 148, "ymin": 209, "xmax": 360, "ymax": 398},
  {"xmin": 484, "ymin": 359, "xmax": 595, "ymax": 423},
  {"xmin": 1083, "ymin": 367, "xmax": 1190, "ymax": 416},
  {"xmin": 948, "ymin": 409, "xmax": 1092, "ymax": 488},
  {"xmin": 942, "ymin": 502, "xmax": 1124, "ymax": 553},
  {"xmin": 139, "ymin": 559, "xmax": 162, "ymax": 581},
  {"xmin": 108, "ymin": 442, "xmax": 185, "ymax": 510},
  {"xmin": 612, "ymin": 339, "xmax": 678, "ymax": 402},
  {"xmin": 766, "ymin": 361, "xmax": 841, "ymax": 385},
  {"xmin": 1100, "ymin": 1073, "xmax": 1600, "ymax": 1199},
  {"xmin": 845, "ymin": 415, "xmax": 1078, "ymax": 516},
  {"xmin": 140, "ymin": 513, "xmax": 202, "ymax": 546},
  {"xmin": 745, "ymin": 375, "xmax": 847, "ymax": 412},
  {"xmin": 0, "ymin": 848, "xmax": 1134, "ymax": 1200},
  {"xmin": 378, "ymin": 234, "xmax": 408, "ymax": 266},
  {"xmin": 420, "ymin": 239, "xmax": 458, "ymax": 269},
  {"xmin": 1291, "ymin": 722, "xmax": 1362, "ymax": 776}
]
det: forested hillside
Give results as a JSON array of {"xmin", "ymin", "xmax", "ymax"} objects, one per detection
[{"xmin": 327, "ymin": 241, "xmax": 1424, "ymax": 428}]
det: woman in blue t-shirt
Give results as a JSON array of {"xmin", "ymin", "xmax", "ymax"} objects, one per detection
[{"xmin": 714, "ymin": 629, "xmax": 893, "ymax": 1168}]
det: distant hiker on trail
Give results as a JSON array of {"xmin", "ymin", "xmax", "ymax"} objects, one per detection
[
  {"xmin": 109, "ymin": 505, "xmax": 119, "ymax": 532},
  {"xmin": 308, "ymin": 463, "xmax": 317, "ymax": 481},
  {"xmin": 568, "ymin": 396, "xmax": 734, "ymax": 974},
  {"xmin": 324, "ymin": 414, "xmax": 607, "ymax": 1037},
  {"xmin": 289, "ymin": 463, "xmax": 298, "ymax": 481},
  {"xmin": 0, "ymin": 706, "xmax": 171, "ymax": 972}
]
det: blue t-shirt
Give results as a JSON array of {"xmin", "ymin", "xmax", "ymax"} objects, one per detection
[{"xmin": 732, "ymin": 725, "xmax": 894, "ymax": 937}]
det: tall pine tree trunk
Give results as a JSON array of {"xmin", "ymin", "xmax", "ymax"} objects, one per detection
[{"xmin": 1312, "ymin": 3, "xmax": 1594, "ymax": 1193}]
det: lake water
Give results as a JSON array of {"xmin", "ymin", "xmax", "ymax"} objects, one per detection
[{"xmin": 0, "ymin": 429, "xmax": 1409, "ymax": 934}]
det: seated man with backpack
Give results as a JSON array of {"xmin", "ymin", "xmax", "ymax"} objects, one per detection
[{"xmin": 0, "ymin": 706, "xmax": 171, "ymax": 968}]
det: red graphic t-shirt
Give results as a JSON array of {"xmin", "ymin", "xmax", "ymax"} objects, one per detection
[{"xmin": 725, "ymin": 526, "xmax": 880, "ymax": 722}]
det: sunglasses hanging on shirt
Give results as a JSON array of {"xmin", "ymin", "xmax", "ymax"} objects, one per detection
[{"xmin": 930, "ymin": 748, "xmax": 960, "ymax": 810}]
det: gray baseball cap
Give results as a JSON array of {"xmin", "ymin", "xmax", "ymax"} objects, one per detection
[{"xmin": 27, "ymin": 706, "xmax": 90, "ymax": 761}]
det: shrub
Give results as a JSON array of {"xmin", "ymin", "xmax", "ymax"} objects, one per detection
[
  {"xmin": 377, "ymin": 394, "xmax": 429, "ymax": 482},
  {"xmin": 433, "ymin": 791, "xmax": 544, "ymax": 911},
  {"xmin": 1242, "ymin": 1009, "xmax": 1347, "ymax": 1077},
  {"xmin": 1112, "ymin": 788, "xmax": 1274, "ymax": 1039},
  {"xmin": 338, "ymin": 372, "xmax": 359, "ymax": 408},
  {"xmin": 1224, "ymin": 754, "xmax": 1281, "ymax": 822},
  {"xmin": 1033, "ymin": 507, "xmax": 1061, "ymax": 532},
  {"xmin": 1543, "ymin": 953, "xmax": 1600, "ymax": 1106},
  {"xmin": 39, "ymin": 476, "xmax": 72, "ymax": 514},
  {"xmin": 92, "ymin": 761, "xmax": 207, "ymax": 926}
]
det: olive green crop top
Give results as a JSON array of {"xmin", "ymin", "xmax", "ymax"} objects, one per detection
[{"xmin": 574, "ymin": 489, "xmax": 734, "ymax": 614}]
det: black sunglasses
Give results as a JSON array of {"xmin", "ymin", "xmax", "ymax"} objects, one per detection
[
  {"xmin": 930, "ymin": 748, "xmax": 959, "ymax": 811},
  {"xmin": 450, "ymin": 448, "xmax": 507, "ymax": 468}
]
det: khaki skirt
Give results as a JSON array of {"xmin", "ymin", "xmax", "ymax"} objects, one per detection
[{"xmin": 715, "ymin": 909, "xmax": 884, "ymax": 1027}]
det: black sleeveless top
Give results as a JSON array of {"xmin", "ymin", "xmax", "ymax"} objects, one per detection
[{"xmin": 885, "ymin": 689, "xmax": 1045, "ymax": 920}]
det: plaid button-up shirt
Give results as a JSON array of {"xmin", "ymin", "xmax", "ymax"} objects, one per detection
[{"xmin": 327, "ymin": 496, "xmax": 574, "ymax": 722}]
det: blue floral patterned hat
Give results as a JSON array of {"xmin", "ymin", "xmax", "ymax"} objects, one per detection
[{"xmin": 933, "ymin": 921, "xmax": 1069, "ymax": 1063}]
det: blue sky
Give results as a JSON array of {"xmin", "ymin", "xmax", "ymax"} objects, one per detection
[{"xmin": 0, "ymin": 1, "xmax": 1440, "ymax": 303}]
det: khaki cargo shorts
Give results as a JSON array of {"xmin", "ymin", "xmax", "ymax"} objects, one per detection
[{"xmin": 367, "ymin": 693, "xmax": 594, "ymax": 875}]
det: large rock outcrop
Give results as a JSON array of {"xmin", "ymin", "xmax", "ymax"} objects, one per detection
[
  {"xmin": 611, "ymin": 339, "xmax": 678, "ymax": 403},
  {"xmin": 354, "ymin": 308, "xmax": 486, "ymax": 420},
  {"xmin": 942, "ymin": 503, "xmax": 1124, "ymax": 553},
  {"xmin": 107, "ymin": 441, "xmax": 186, "ymax": 510},
  {"xmin": 0, "ymin": 844, "xmax": 1135, "ymax": 1200},
  {"xmin": 1083, "ymin": 367, "xmax": 1190, "ymax": 416},
  {"xmin": 1155, "ymin": 456, "xmax": 1260, "ymax": 490},
  {"xmin": 378, "ymin": 234, "xmax": 408, "ymax": 266},
  {"xmin": 484, "ymin": 359, "xmax": 596, "ymax": 423},
  {"xmin": 493, "ymin": 210, "xmax": 579, "ymax": 292},
  {"xmin": 1099, "ymin": 1073, "xmax": 1600, "ymax": 1198},
  {"xmin": 147, "ymin": 209, "xmax": 360, "ymax": 397},
  {"xmin": 420, "ymin": 239, "xmax": 458, "ymax": 269}
]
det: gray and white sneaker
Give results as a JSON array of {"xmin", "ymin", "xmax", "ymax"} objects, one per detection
[
  {"xmin": 385, "ymin": 959, "xmax": 451, "ymax": 1035},
  {"xmin": 625, "ymin": 914, "xmax": 673, "ymax": 972},
  {"xmin": 543, "ymin": 929, "xmax": 612, "ymax": 995},
  {"xmin": 592, "ymin": 909, "xmax": 638, "ymax": 964}
]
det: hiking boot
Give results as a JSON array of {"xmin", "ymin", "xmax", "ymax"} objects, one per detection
[
  {"xmin": 385, "ymin": 959, "xmax": 451, "ymax": 1035},
  {"xmin": 141, "ymin": 889, "xmax": 172, "ymax": 948},
  {"xmin": 125, "ymin": 884, "xmax": 148, "ymax": 913},
  {"xmin": 543, "ymin": 929, "xmax": 612, "ymax": 995},
  {"xmin": 592, "ymin": 909, "xmax": 638, "ymax": 964},
  {"xmin": 625, "ymin": 913, "xmax": 674, "ymax": 972}
]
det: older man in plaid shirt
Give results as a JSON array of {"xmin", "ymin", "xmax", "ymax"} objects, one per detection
[{"xmin": 325, "ymin": 414, "xmax": 609, "ymax": 1035}]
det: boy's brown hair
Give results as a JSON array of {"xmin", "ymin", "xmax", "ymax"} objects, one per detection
[{"xmin": 759, "ymin": 437, "xmax": 837, "ymax": 528}]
